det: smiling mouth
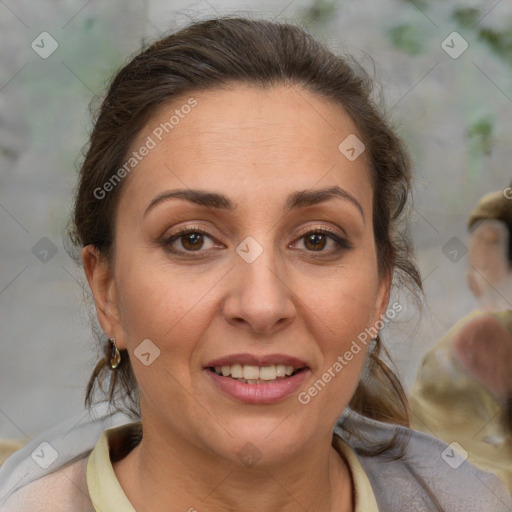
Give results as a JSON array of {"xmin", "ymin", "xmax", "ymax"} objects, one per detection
[{"xmin": 207, "ymin": 364, "xmax": 306, "ymax": 384}]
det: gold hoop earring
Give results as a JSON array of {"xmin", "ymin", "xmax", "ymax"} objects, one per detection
[{"xmin": 108, "ymin": 337, "xmax": 121, "ymax": 369}]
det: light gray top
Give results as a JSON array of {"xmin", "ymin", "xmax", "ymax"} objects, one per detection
[{"xmin": 0, "ymin": 404, "xmax": 511, "ymax": 511}]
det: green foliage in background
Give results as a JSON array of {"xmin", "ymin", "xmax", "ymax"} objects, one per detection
[
  {"xmin": 452, "ymin": 7, "xmax": 480, "ymax": 27},
  {"xmin": 388, "ymin": 23, "xmax": 428, "ymax": 55},
  {"xmin": 478, "ymin": 27, "xmax": 512, "ymax": 66},
  {"xmin": 453, "ymin": 6, "xmax": 512, "ymax": 66},
  {"xmin": 466, "ymin": 116, "xmax": 494, "ymax": 157},
  {"xmin": 21, "ymin": 11, "xmax": 129, "ymax": 156},
  {"xmin": 299, "ymin": 0, "xmax": 340, "ymax": 25},
  {"xmin": 385, "ymin": 2, "xmax": 512, "ymax": 176}
]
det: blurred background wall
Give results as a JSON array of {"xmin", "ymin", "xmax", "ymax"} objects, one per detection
[{"xmin": 1, "ymin": 0, "xmax": 511, "ymax": 438}]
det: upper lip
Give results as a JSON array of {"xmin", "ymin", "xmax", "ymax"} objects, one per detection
[{"xmin": 205, "ymin": 353, "xmax": 309, "ymax": 369}]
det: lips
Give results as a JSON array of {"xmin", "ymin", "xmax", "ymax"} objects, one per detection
[{"xmin": 204, "ymin": 353, "xmax": 310, "ymax": 403}]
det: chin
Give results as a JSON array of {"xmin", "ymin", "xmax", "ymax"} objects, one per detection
[{"xmin": 203, "ymin": 415, "xmax": 315, "ymax": 467}]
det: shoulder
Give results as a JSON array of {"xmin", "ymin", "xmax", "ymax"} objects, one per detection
[
  {"xmin": 1, "ymin": 458, "xmax": 94, "ymax": 512},
  {"xmin": 335, "ymin": 411, "xmax": 512, "ymax": 512},
  {"xmin": 0, "ymin": 405, "xmax": 135, "ymax": 511}
]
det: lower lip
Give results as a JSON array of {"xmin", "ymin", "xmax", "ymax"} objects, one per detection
[{"xmin": 204, "ymin": 369, "xmax": 309, "ymax": 404}]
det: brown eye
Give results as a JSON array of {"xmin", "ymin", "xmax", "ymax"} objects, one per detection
[
  {"xmin": 294, "ymin": 228, "xmax": 352, "ymax": 254},
  {"xmin": 304, "ymin": 232, "xmax": 328, "ymax": 251},
  {"xmin": 162, "ymin": 227, "xmax": 218, "ymax": 255},
  {"xmin": 181, "ymin": 232, "xmax": 205, "ymax": 251}
]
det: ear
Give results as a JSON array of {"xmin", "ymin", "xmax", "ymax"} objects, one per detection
[
  {"xmin": 372, "ymin": 267, "xmax": 392, "ymax": 326},
  {"xmin": 82, "ymin": 245, "xmax": 126, "ymax": 349}
]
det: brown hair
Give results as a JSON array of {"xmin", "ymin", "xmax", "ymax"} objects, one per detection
[{"xmin": 68, "ymin": 17, "xmax": 422, "ymax": 434}]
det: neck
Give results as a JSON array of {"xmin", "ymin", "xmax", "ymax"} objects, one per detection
[{"xmin": 113, "ymin": 421, "xmax": 353, "ymax": 512}]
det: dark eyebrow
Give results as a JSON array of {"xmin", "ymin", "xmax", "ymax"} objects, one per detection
[
  {"xmin": 144, "ymin": 185, "xmax": 364, "ymax": 222},
  {"xmin": 285, "ymin": 186, "xmax": 364, "ymax": 222}
]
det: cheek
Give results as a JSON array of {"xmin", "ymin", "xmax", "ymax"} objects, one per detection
[
  {"xmin": 303, "ymin": 257, "xmax": 381, "ymax": 358},
  {"xmin": 298, "ymin": 283, "xmax": 374, "ymax": 415},
  {"xmin": 113, "ymin": 259, "xmax": 221, "ymax": 409},
  {"xmin": 314, "ymin": 283, "xmax": 377, "ymax": 339},
  {"xmin": 113, "ymin": 251, "xmax": 218, "ymax": 361},
  {"xmin": 300, "ymin": 270, "xmax": 381, "ymax": 416}
]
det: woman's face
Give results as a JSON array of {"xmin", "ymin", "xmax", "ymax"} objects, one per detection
[{"xmin": 86, "ymin": 84, "xmax": 390, "ymax": 465}]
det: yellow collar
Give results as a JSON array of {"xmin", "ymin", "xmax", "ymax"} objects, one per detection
[{"xmin": 87, "ymin": 423, "xmax": 136, "ymax": 511}]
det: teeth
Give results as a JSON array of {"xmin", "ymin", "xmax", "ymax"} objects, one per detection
[
  {"xmin": 260, "ymin": 365, "xmax": 276, "ymax": 380},
  {"xmin": 212, "ymin": 363, "xmax": 300, "ymax": 381},
  {"xmin": 243, "ymin": 365, "xmax": 260, "ymax": 380},
  {"xmin": 231, "ymin": 364, "xmax": 243, "ymax": 378},
  {"xmin": 275, "ymin": 365, "xmax": 286, "ymax": 377}
]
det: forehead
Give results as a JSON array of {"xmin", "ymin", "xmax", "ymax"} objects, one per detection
[{"xmin": 118, "ymin": 83, "xmax": 372, "ymax": 217}]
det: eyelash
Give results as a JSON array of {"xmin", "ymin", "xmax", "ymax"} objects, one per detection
[{"xmin": 161, "ymin": 225, "xmax": 352, "ymax": 257}]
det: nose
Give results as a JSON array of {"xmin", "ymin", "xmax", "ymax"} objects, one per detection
[{"xmin": 221, "ymin": 239, "xmax": 296, "ymax": 335}]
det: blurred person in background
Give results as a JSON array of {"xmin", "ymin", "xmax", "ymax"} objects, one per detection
[{"xmin": 409, "ymin": 186, "xmax": 512, "ymax": 492}]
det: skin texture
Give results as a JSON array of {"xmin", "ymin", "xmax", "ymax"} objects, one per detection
[{"xmin": 83, "ymin": 83, "xmax": 391, "ymax": 512}]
